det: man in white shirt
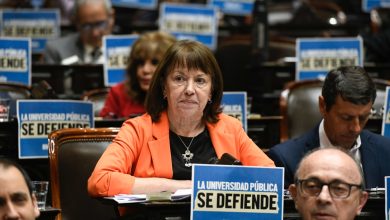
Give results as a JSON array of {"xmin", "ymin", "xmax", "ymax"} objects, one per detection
[{"xmin": 268, "ymin": 66, "xmax": 390, "ymax": 189}]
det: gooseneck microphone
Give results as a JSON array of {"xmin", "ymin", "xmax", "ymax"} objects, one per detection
[{"xmin": 208, "ymin": 153, "xmax": 242, "ymax": 165}]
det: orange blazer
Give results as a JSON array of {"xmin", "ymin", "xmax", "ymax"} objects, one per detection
[{"xmin": 88, "ymin": 112, "xmax": 275, "ymax": 197}]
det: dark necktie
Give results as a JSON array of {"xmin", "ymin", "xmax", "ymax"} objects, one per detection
[{"xmin": 91, "ymin": 48, "xmax": 102, "ymax": 63}]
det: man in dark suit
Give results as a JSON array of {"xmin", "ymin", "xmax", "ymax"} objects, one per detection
[
  {"xmin": 42, "ymin": 0, "xmax": 114, "ymax": 64},
  {"xmin": 268, "ymin": 66, "xmax": 390, "ymax": 189}
]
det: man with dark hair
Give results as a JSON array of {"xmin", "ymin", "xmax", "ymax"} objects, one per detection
[
  {"xmin": 268, "ymin": 66, "xmax": 390, "ymax": 189},
  {"xmin": 0, "ymin": 158, "xmax": 40, "ymax": 219},
  {"xmin": 42, "ymin": 0, "xmax": 115, "ymax": 64},
  {"xmin": 289, "ymin": 147, "xmax": 368, "ymax": 220}
]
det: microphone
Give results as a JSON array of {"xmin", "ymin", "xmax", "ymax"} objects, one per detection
[
  {"xmin": 208, "ymin": 153, "xmax": 242, "ymax": 165},
  {"xmin": 208, "ymin": 157, "xmax": 219, "ymax": 164}
]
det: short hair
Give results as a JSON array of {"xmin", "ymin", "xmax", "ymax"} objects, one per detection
[
  {"xmin": 145, "ymin": 40, "xmax": 223, "ymax": 123},
  {"xmin": 322, "ymin": 66, "xmax": 376, "ymax": 111},
  {"xmin": 73, "ymin": 0, "xmax": 112, "ymax": 19},
  {"xmin": 294, "ymin": 147, "xmax": 366, "ymax": 189},
  {"xmin": 0, "ymin": 157, "xmax": 33, "ymax": 195},
  {"xmin": 126, "ymin": 31, "xmax": 176, "ymax": 104}
]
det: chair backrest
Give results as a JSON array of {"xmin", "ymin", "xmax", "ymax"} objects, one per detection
[
  {"xmin": 279, "ymin": 78, "xmax": 390, "ymax": 142},
  {"xmin": 48, "ymin": 127, "xmax": 119, "ymax": 220},
  {"xmin": 280, "ymin": 79, "xmax": 323, "ymax": 142},
  {"xmin": 0, "ymin": 82, "xmax": 31, "ymax": 118},
  {"xmin": 0, "ymin": 82, "xmax": 31, "ymax": 98},
  {"xmin": 81, "ymin": 88, "xmax": 109, "ymax": 117},
  {"xmin": 371, "ymin": 78, "xmax": 390, "ymax": 117}
]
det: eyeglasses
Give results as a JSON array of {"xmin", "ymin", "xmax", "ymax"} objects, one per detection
[
  {"xmin": 297, "ymin": 178, "xmax": 363, "ymax": 199},
  {"xmin": 79, "ymin": 20, "xmax": 109, "ymax": 32},
  {"xmin": 171, "ymin": 74, "xmax": 210, "ymax": 89}
]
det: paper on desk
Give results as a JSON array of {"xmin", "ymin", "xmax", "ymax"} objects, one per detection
[
  {"xmin": 171, "ymin": 188, "xmax": 192, "ymax": 201},
  {"xmin": 106, "ymin": 189, "xmax": 192, "ymax": 204},
  {"xmin": 108, "ymin": 194, "xmax": 147, "ymax": 204}
]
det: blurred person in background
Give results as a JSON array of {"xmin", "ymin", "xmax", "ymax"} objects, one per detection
[
  {"xmin": 42, "ymin": 0, "xmax": 115, "ymax": 64},
  {"xmin": 100, "ymin": 31, "xmax": 176, "ymax": 119}
]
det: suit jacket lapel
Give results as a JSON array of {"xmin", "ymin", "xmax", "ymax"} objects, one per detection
[
  {"xmin": 360, "ymin": 132, "xmax": 378, "ymax": 188},
  {"xmin": 148, "ymin": 112, "xmax": 173, "ymax": 178},
  {"xmin": 206, "ymin": 119, "xmax": 237, "ymax": 158},
  {"xmin": 146, "ymin": 113, "xmax": 239, "ymax": 177},
  {"xmin": 304, "ymin": 125, "xmax": 321, "ymax": 152}
]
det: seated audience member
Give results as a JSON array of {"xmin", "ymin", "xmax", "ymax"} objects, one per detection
[
  {"xmin": 0, "ymin": 158, "xmax": 40, "ymax": 220},
  {"xmin": 99, "ymin": 31, "xmax": 176, "ymax": 118},
  {"xmin": 268, "ymin": 66, "xmax": 390, "ymax": 189},
  {"xmin": 42, "ymin": 0, "xmax": 114, "ymax": 64},
  {"xmin": 88, "ymin": 40, "xmax": 275, "ymax": 203},
  {"xmin": 362, "ymin": 8, "xmax": 390, "ymax": 63},
  {"xmin": 289, "ymin": 148, "xmax": 368, "ymax": 220}
]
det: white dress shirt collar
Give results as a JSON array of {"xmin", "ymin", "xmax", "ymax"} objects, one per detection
[
  {"xmin": 319, "ymin": 119, "xmax": 362, "ymax": 168},
  {"xmin": 84, "ymin": 45, "xmax": 104, "ymax": 64}
]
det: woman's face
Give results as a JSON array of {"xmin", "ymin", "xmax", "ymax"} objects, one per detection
[
  {"xmin": 136, "ymin": 59, "xmax": 158, "ymax": 91},
  {"xmin": 164, "ymin": 66, "xmax": 212, "ymax": 119}
]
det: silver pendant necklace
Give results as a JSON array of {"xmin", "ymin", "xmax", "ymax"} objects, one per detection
[{"xmin": 176, "ymin": 134, "xmax": 195, "ymax": 167}]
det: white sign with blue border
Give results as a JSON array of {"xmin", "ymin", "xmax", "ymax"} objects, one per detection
[
  {"xmin": 362, "ymin": 0, "xmax": 390, "ymax": 12},
  {"xmin": 17, "ymin": 100, "xmax": 94, "ymax": 159},
  {"xmin": 386, "ymin": 176, "xmax": 390, "ymax": 220},
  {"xmin": 0, "ymin": 9, "xmax": 60, "ymax": 53},
  {"xmin": 159, "ymin": 3, "xmax": 218, "ymax": 50},
  {"xmin": 208, "ymin": 0, "xmax": 254, "ymax": 15},
  {"xmin": 191, "ymin": 164, "xmax": 284, "ymax": 220},
  {"xmin": 222, "ymin": 91, "xmax": 247, "ymax": 132},
  {"xmin": 382, "ymin": 87, "xmax": 390, "ymax": 137},
  {"xmin": 103, "ymin": 35, "xmax": 139, "ymax": 86},
  {"xmin": 0, "ymin": 38, "xmax": 31, "ymax": 86},
  {"xmin": 296, "ymin": 37, "xmax": 363, "ymax": 81},
  {"xmin": 111, "ymin": 0, "xmax": 157, "ymax": 9}
]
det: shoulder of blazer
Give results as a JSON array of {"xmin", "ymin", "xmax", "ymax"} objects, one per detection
[
  {"xmin": 208, "ymin": 113, "xmax": 242, "ymax": 131},
  {"xmin": 270, "ymin": 125, "xmax": 319, "ymax": 157},
  {"xmin": 361, "ymin": 129, "xmax": 390, "ymax": 147}
]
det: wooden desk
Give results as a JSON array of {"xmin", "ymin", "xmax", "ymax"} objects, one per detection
[
  {"xmin": 102, "ymin": 195, "xmax": 385, "ymax": 220},
  {"xmin": 99, "ymin": 199, "xmax": 191, "ymax": 220}
]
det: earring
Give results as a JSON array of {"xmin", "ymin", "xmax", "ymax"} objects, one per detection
[{"xmin": 208, "ymin": 99, "xmax": 212, "ymax": 104}]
